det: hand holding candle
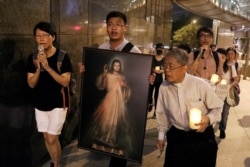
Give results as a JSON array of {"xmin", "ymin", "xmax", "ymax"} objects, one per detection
[
  {"xmin": 155, "ymin": 66, "xmax": 160, "ymax": 71},
  {"xmin": 189, "ymin": 108, "xmax": 201, "ymax": 129},
  {"xmin": 220, "ymin": 79, "xmax": 227, "ymax": 85},
  {"xmin": 210, "ymin": 74, "xmax": 219, "ymax": 84}
]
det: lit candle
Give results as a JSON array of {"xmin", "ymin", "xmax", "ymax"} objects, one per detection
[
  {"xmin": 210, "ymin": 74, "xmax": 219, "ymax": 84},
  {"xmin": 189, "ymin": 108, "xmax": 201, "ymax": 129},
  {"xmin": 220, "ymin": 79, "xmax": 227, "ymax": 85},
  {"xmin": 155, "ymin": 66, "xmax": 160, "ymax": 70}
]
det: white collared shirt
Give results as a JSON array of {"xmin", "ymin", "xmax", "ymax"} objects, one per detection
[
  {"xmin": 98, "ymin": 38, "xmax": 141, "ymax": 53},
  {"xmin": 156, "ymin": 73, "xmax": 223, "ymax": 140}
]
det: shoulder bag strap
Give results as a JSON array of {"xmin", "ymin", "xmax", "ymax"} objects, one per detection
[{"xmin": 121, "ymin": 42, "xmax": 134, "ymax": 52}]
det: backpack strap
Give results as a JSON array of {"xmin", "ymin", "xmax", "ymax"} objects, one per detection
[
  {"xmin": 56, "ymin": 49, "xmax": 70, "ymax": 111},
  {"xmin": 121, "ymin": 42, "xmax": 134, "ymax": 52},
  {"xmin": 193, "ymin": 50, "xmax": 199, "ymax": 60},
  {"xmin": 235, "ymin": 61, "xmax": 238, "ymax": 70},
  {"xmin": 193, "ymin": 50, "xmax": 219, "ymax": 72},
  {"xmin": 57, "ymin": 49, "xmax": 67, "ymax": 73},
  {"xmin": 212, "ymin": 51, "xmax": 219, "ymax": 72}
]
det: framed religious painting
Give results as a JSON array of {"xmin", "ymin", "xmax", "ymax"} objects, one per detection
[{"xmin": 78, "ymin": 47, "xmax": 153, "ymax": 163}]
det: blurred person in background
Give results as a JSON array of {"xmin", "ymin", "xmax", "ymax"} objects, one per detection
[
  {"xmin": 187, "ymin": 27, "xmax": 223, "ymax": 81},
  {"xmin": 0, "ymin": 39, "xmax": 33, "ymax": 167},
  {"xmin": 219, "ymin": 47, "xmax": 240, "ymax": 139},
  {"xmin": 216, "ymin": 47, "xmax": 227, "ymax": 65},
  {"xmin": 147, "ymin": 43, "xmax": 164, "ymax": 118}
]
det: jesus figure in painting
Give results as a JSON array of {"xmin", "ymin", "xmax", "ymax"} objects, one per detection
[{"xmin": 90, "ymin": 58, "xmax": 132, "ymax": 156}]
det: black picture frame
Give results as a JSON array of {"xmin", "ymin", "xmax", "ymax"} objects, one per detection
[{"xmin": 78, "ymin": 47, "xmax": 153, "ymax": 163}]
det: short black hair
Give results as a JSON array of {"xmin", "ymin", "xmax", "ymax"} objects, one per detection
[
  {"xmin": 156, "ymin": 43, "xmax": 164, "ymax": 49},
  {"xmin": 226, "ymin": 47, "xmax": 237, "ymax": 55},
  {"xmin": 33, "ymin": 21, "xmax": 57, "ymax": 40},
  {"xmin": 106, "ymin": 11, "xmax": 127, "ymax": 25},
  {"xmin": 216, "ymin": 48, "xmax": 226, "ymax": 55},
  {"xmin": 177, "ymin": 44, "xmax": 191, "ymax": 54},
  {"xmin": 196, "ymin": 26, "xmax": 213, "ymax": 38}
]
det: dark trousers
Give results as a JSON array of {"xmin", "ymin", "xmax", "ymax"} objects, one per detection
[
  {"xmin": 219, "ymin": 100, "xmax": 231, "ymax": 131},
  {"xmin": 109, "ymin": 156, "xmax": 127, "ymax": 167},
  {"xmin": 164, "ymin": 126, "xmax": 217, "ymax": 167},
  {"xmin": 147, "ymin": 82, "xmax": 161, "ymax": 109}
]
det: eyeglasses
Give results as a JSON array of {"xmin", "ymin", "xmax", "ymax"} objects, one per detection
[
  {"xmin": 199, "ymin": 34, "xmax": 212, "ymax": 39},
  {"xmin": 35, "ymin": 34, "xmax": 50, "ymax": 39},
  {"xmin": 107, "ymin": 23, "xmax": 124, "ymax": 28},
  {"xmin": 163, "ymin": 64, "xmax": 184, "ymax": 71}
]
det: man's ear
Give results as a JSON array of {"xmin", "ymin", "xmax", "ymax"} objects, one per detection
[
  {"xmin": 52, "ymin": 35, "xmax": 56, "ymax": 42},
  {"xmin": 183, "ymin": 65, "xmax": 188, "ymax": 72},
  {"xmin": 124, "ymin": 25, "xmax": 128, "ymax": 32}
]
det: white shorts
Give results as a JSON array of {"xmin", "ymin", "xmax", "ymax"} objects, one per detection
[{"xmin": 35, "ymin": 108, "xmax": 67, "ymax": 135}]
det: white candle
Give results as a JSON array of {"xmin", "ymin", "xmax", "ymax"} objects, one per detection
[
  {"xmin": 189, "ymin": 108, "xmax": 201, "ymax": 129},
  {"xmin": 220, "ymin": 79, "xmax": 227, "ymax": 85},
  {"xmin": 155, "ymin": 66, "xmax": 160, "ymax": 70},
  {"xmin": 210, "ymin": 74, "xmax": 219, "ymax": 84}
]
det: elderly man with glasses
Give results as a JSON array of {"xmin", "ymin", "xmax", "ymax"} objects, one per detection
[{"xmin": 155, "ymin": 48, "xmax": 223, "ymax": 167}]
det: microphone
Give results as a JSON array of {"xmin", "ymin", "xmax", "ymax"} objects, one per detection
[
  {"xmin": 38, "ymin": 45, "xmax": 44, "ymax": 71},
  {"xmin": 201, "ymin": 49, "xmax": 206, "ymax": 59}
]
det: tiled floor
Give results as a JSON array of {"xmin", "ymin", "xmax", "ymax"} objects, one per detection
[{"xmin": 42, "ymin": 79, "xmax": 250, "ymax": 167}]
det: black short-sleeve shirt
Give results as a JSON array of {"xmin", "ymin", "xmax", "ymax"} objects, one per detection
[{"xmin": 27, "ymin": 49, "xmax": 73, "ymax": 111}]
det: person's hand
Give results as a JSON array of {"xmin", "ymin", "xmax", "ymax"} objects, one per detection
[
  {"xmin": 156, "ymin": 139, "xmax": 165, "ymax": 151},
  {"xmin": 148, "ymin": 73, "xmax": 156, "ymax": 85},
  {"xmin": 37, "ymin": 53, "xmax": 49, "ymax": 70},
  {"xmin": 78, "ymin": 63, "xmax": 85, "ymax": 73},
  {"xmin": 103, "ymin": 64, "xmax": 108, "ymax": 73},
  {"xmin": 154, "ymin": 69, "xmax": 164, "ymax": 74},
  {"xmin": 200, "ymin": 45, "xmax": 210, "ymax": 52},
  {"xmin": 196, "ymin": 115, "xmax": 210, "ymax": 133}
]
